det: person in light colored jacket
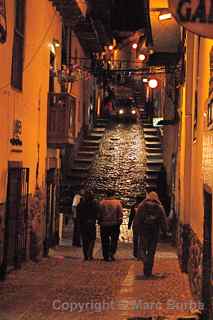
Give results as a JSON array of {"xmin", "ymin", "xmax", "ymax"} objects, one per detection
[{"xmin": 99, "ymin": 190, "xmax": 123, "ymax": 261}]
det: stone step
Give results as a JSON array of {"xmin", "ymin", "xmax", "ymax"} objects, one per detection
[
  {"xmin": 86, "ymin": 133, "xmax": 104, "ymax": 140},
  {"xmin": 82, "ymin": 139, "xmax": 101, "ymax": 146},
  {"xmin": 68, "ymin": 172, "xmax": 88, "ymax": 180},
  {"xmin": 95, "ymin": 118, "xmax": 108, "ymax": 127},
  {"xmin": 147, "ymin": 158, "xmax": 163, "ymax": 164},
  {"xmin": 146, "ymin": 183, "xmax": 157, "ymax": 191},
  {"xmin": 77, "ymin": 151, "xmax": 96, "ymax": 158},
  {"xmin": 143, "ymin": 123, "xmax": 153, "ymax": 128},
  {"xmin": 145, "ymin": 175, "xmax": 158, "ymax": 182},
  {"xmin": 144, "ymin": 134, "xmax": 160, "ymax": 142},
  {"xmin": 143, "ymin": 128, "xmax": 158, "ymax": 134},
  {"xmin": 96, "ymin": 117, "xmax": 108, "ymax": 123},
  {"xmin": 146, "ymin": 147, "xmax": 162, "ymax": 153},
  {"xmin": 71, "ymin": 165, "xmax": 91, "ymax": 172},
  {"xmin": 69, "ymin": 181, "xmax": 85, "ymax": 190},
  {"xmin": 72, "ymin": 163, "xmax": 92, "ymax": 170},
  {"xmin": 74, "ymin": 158, "xmax": 93, "ymax": 164},
  {"xmin": 145, "ymin": 141, "xmax": 161, "ymax": 148},
  {"xmin": 79, "ymin": 145, "xmax": 100, "ymax": 152},
  {"xmin": 146, "ymin": 167, "xmax": 161, "ymax": 174},
  {"xmin": 146, "ymin": 153, "xmax": 163, "ymax": 159},
  {"xmin": 92, "ymin": 127, "xmax": 105, "ymax": 133}
]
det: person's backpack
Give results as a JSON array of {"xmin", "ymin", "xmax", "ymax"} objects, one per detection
[{"xmin": 141, "ymin": 201, "xmax": 160, "ymax": 225}]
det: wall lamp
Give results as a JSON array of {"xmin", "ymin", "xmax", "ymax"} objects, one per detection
[
  {"xmin": 148, "ymin": 79, "xmax": 158, "ymax": 89},
  {"xmin": 138, "ymin": 54, "xmax": 146, "ymax": 61},
  {"xmin": 53, "ymin": 39, "xmax": 60, "ymax": 48},
  {"xmin": 132, "ymin": 43, "xmax": 138, "ymax": 49},
  {"xmin": 158, "ymin": 12, "xmax": 172, "ymax": 21}
]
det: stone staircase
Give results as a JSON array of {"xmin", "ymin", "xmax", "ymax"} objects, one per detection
[
  {"xmin": 143, "ymin": 122, "xmax": 163, "ymax": 192},
  {"xmin": 67, "ymin": 118, "xmax": 108, "ymax": 191}
]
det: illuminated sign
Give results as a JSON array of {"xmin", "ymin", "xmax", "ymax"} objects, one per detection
[
  {"xmin": 168, "ymin": 0, "xmax": 213, "ymax": 38},
  {"xmin": 153, "ymin": 117, "xmax": 164, "ymax": 127}
]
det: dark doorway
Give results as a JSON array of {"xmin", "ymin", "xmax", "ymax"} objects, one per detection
[
  {"xmin": 202, "ymin": 186, "xmax": 212, "ymax": 319},
  {"xmin": 49, "ymin": 51, "xmax": 55, "ymax": 93},
  {"xmin": 0, "ymin": 165, "xmax": 29, "ymax": 279},
  {"xmin": 44, "ymin": 169, "xmax": 59, "ymax": 256}
]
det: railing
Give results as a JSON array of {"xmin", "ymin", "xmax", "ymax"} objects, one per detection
[{"xmin": 47, "ymin": 93, "xmax": 76, "ymax": 146}]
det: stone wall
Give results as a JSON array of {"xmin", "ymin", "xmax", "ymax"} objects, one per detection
[
  {"xmin": 29, "ymin": 187, "xmax": 46, "ymax": 262},
  {"xmin": 177, "ymin": 223, "xmax": 202, "ymax": 301}
]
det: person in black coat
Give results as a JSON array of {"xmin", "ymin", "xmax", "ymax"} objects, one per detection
[
  {"xmin": 77, "ymin": 190, "xmax": 99, "ymax": 261},
  {"xmin": 128, "ymin": 194, "xmax": 145, "ymax": 259},
  {"xmin": 134, "ymin": 191, "xmax": 168, "ymax": 277}
]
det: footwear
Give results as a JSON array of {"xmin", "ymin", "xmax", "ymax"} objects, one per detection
[
  {"xmin": 110, "ymin": 255, "xmax": 115, "ymax": 261},
  {"xmin": 103, "ymin": 257, "xmax": 110, "ymax": 261}
]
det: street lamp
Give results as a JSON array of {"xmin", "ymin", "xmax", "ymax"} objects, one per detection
[
  {"xmin": 138, "ymin": 54, "xmax": 146, "ymax": 61},
  {"xmin": 148, "ymin": 79, "xmax": 158, "ymax": 89}
]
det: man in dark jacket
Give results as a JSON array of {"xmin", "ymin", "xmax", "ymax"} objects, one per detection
[
  {"xmin": 134, "ymin": 191, "xmax": 168, "ymax": 277},
  {"xmin": 99, "ymin": 190, "xmax": 123, "ymax": 261},
  {"xmin": 77, "ymin": 190, "xmax": 99, "ymax": 260},
  {"xmin": 128, "ymin": 194, "xmax": 145, "ymax": 259}
]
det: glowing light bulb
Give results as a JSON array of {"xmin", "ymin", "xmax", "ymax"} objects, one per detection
[
  {"xmin": 148, "ymin": 79, "xmax": 158, "ymax": 88},
  {"xmin": 139, "ymin": 54, "xmax": 146, "ymax": 61},
  {"xmin": 132, "ymin": 43, "xmax": 138, "ymax": 49}
]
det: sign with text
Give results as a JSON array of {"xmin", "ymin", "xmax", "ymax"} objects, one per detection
[{"xmin": 168, "ymin": 0, "xmax": 213, "ymax": 38}]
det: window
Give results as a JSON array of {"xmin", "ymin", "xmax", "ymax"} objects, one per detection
[
  {"xmin": 11, "ymin": 0, "xmax": 25, "ymax": 90},
  {"xmin": 61, "ymin": 25, "xmax": 72, "ymax": 66}
]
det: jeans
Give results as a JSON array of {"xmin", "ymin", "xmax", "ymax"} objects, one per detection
[
  {"xmin": 100, "ymin": 225, "xmax": 120, "ymax": 259},
  {"xmin": 140, "ymin": 232, "xmax": 158, "ymax": 276}
]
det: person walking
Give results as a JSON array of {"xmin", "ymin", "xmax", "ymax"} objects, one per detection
[
  {"xmin": 77, "ymin": 190, "xmax": 99, "ymax": 261},
  {"xmin": 128, "ymin": 194, "xmax": 145, "ymax": 259},
  {"xmin": 72, "ymin": 189, "xmax": 84, "ymax": 247},
  {"xmin": 134, "ymin": 191, "xmax": 168, "ymax": 277},
  {"xmin": 99, "ymin": 190, "xmax": 123, "ymax": 261}
]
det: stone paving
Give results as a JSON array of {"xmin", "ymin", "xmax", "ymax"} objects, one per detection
[
  {"xmin": 0, "ymin": 238, "xmax": 200, "ymax": 320},
  {"xmin": 85, "ymin": 122, "xmax": 147, "ymax": 206}
]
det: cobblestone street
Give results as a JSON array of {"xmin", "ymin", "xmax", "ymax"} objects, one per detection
[
  {"xmin": 85, "ymin": 122, "xmax": 147, "ymax": 206},
  {"xmin": 0, "ymin": 236, "xmax": 198, "ymax": 320}
]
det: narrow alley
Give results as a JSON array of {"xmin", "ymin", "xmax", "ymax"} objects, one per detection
[
  {"xmin": 1, "ymin": 0, "xmax": 213, "ymax": 319},
  {"xmin": 0, "ymin": 122, "xmax": 200, "ymax": 320}
]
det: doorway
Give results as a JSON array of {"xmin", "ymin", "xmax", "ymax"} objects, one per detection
[
  {"xmin": 0, "ymin": 165, "xmax": 29, "ymax": 279},
  {"xmin": 202, "ymin": 185, "xmax": 212, "ymax": 318}
]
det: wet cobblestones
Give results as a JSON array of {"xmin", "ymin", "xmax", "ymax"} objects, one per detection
[{"xmin": 85, "ymin": 123, "xmax": 146, "ymax": 206}]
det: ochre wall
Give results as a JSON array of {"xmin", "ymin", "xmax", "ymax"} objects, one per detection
[{"xmin": 0, "ymin": 0, "xmax": 61, "ymax": 202}]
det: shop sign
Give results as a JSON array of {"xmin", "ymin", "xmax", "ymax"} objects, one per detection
[{"xmin": 168, "ymin": 0, "xmax": 213, "ymax": 38}]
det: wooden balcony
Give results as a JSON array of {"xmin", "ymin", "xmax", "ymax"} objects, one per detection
[{"xmin": 47, "ymin": 93, "xmax": 76, "ymax": 146}]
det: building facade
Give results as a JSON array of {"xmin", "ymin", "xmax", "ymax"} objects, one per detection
[{"xmin": 0, "ymin": 0, "xmax": 96, "ymax": 278}]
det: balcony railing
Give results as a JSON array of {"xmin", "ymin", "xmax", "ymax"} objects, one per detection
[{"xmin": 47, "ymin": 93, "xmax": 76, "ymax": 146}]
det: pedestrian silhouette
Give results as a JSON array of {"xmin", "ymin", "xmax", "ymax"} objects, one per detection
[
  {"xmin": 77, "ymin": 190, "xmax": 99, "ymax": 260},
  {"xmin": 128, "ymin": 194, "xmax": 145, "ymax": 259},
  {"xmin": 134, "ymin": 191, "xmax": 168, "ymax": 277},
  {"xmin": 98, "ymin": 190, "xmax": 123, "ymax": 261}
]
